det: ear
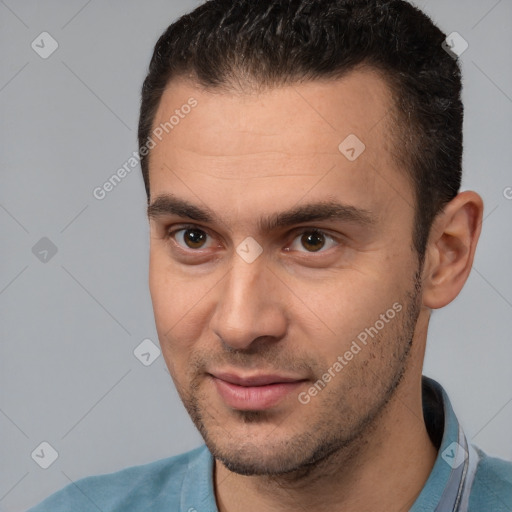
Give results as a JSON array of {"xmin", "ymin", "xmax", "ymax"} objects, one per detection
[{"xmin": 422, "ymin": 191, "xmax": 484, "ymax": 309}]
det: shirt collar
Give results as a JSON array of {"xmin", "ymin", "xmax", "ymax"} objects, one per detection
[{"xmin": 411, "ymin": 376, "xmax": 478, "ymax": 512}]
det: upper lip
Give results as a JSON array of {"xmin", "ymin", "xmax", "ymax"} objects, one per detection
[{"xmin": 210, "ymin": 371, "xmax": 306, "ymax": 387}]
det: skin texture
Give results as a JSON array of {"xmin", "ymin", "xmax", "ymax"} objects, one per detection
[{"xmin": 147, "ymin": 69, "xmax": 483, "ymax": 512}]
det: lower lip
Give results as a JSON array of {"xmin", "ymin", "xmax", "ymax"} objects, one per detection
[{"xmin": 211, "ymin": 377, "xmax": 304, "ymax": 410}]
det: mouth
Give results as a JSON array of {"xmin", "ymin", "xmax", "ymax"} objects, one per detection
[{"xmin": 208, "ymin": 371, "xmax": 308, "ymax": 411}]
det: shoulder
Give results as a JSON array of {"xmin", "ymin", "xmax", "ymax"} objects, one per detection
[
  {"xmin": 27, "ymin": 445, "xmax": 210, "ymax": 512},
  {"xmin": 469, "ymin": 447, "xmax": 512, "ymax": 512}
]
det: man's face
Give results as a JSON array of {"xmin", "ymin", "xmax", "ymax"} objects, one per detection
[{"xmin": 147, "ymin": 70, "xmax": 423, "ymax": 475}]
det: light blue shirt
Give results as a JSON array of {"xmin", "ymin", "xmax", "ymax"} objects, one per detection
[{"xmin": 28, "ymin": 377, "xmax": 512, "ymax": 511}]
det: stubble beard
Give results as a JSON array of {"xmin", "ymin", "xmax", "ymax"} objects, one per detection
[{"xmin": 176, "ymin": 270, "xmax": 423, "ymax": 481}]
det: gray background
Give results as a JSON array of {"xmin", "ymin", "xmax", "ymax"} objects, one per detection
[{"xmin": 1, "ymin": 1, "xmax": 511, "ymax": 510}]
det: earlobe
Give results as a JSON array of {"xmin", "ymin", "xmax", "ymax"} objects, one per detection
[{"xmin": 422, "ymin": 191, "xmax": 484, "ymax": 309}]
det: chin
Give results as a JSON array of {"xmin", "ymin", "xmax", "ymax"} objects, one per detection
[
  {"xmin": 204, "ymin": 424, "xmax": 348, "ymax": 477},
  {"xmin": 214, "ymin": 444, "xmax": 309, "ymax": 476}
]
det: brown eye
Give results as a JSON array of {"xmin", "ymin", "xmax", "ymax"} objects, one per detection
[
  {"xmin": 288, "ymin": 229, "xmax": 338, "ymax": 254},
  {"xmin": 174, "ymin": 228, "xmax": 209, "ymax": 249},
  {"xmin": 300, "ymin": 231, "xmax": 325, "ymax": 252}
]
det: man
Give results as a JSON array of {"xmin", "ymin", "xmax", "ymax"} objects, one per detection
[{"xmin": 29, "ymin": 0, "xmax": 512, "ymax": 511}]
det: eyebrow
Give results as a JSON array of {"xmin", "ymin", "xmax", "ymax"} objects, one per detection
[{"xmin": 147, "ymin": 193, "xmax": 376, "ymax": 231}]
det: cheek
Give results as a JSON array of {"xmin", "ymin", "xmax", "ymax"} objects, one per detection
[
  {"xmin": 289, "ymin": 255, "xmax": 411, "ymax": 337},
  {"xmin": 149, "ymin": 249, "xmax": 215, "ymax": 360},
  {"xmin": 305, "ymin": 274, "xmax": 413, "ymax": 379}
]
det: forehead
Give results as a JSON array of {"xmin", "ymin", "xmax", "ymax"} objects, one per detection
[
  {"xmin": 152, "ymin": 68, "xmax": 394, "ymax": 155},
  {"xmin": 148, "ymin": 69, "xmax": 411, "ymax": 224}
]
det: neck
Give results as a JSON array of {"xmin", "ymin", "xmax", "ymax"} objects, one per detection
[{"xmin": 214, "ymin": 334, "xmax": 437, "ymax": 511}]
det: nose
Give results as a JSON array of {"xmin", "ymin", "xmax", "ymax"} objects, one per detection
[{"xmin": 209, "ymin": 256, "xmax": 287, "ymax": 351}]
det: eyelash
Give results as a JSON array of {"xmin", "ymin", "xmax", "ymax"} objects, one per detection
[{"xmin": 165, "ymin": 224, "xmax": 341, "ymax": 255}]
